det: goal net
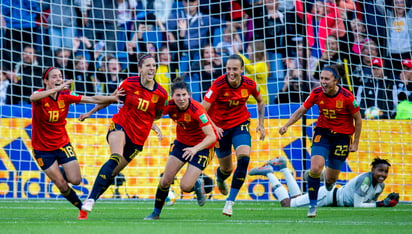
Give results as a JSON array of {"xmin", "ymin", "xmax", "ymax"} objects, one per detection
[{"xmin": 0, "ymin": 0, "xmax": 411, "ymax": 202}]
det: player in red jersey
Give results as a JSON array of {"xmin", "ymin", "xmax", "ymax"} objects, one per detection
[
  {"xmin": 79, "ymin": 54, "xmax": 168, "ymax": 214},
  {"xmin": 279, "ymin": 64, "xmax": 362, "ymax": 218},
  {"xmin": 144, "ymin": 80, "xmax": 218, "ymax": 220},
  {"xmin": 30, "ymin": 67, "xmax": 123, "ymax": 220},
  {"xmin": 202, "ymin": 54, "xmax": 266, "ymax": 217}
]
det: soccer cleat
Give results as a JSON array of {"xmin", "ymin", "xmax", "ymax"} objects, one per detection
[
  {"xmin": 216, "ymin": 180, "xmax": 228, "ymax": 196},
  {"xmin": 144, "ymin": 211, "xmax": 160, "ymax": 220},
  {"xmin": 77, "ymin": 210, "xmax": 88, "ymax": 220},
  {"xmin": 248, "ymin": 165, "xmax": 274, "ymax": 176},
  {"xmin": 222, "ymin": 200, "xmax": 234, "ymax": 217},
  {"xmin": 194, "ymin": 178, "xmax": 206, "ymax": 206},
  {"xmin": 81, "ymin": 198, "xmax": 95, "ymax": 212},
  {"xmin": 307, "ymin": 206, "xmax": 317, "ymax": 218},
  {"xmin": 267, "ymin": 157, "xmax": 287, "ymax": 170}
]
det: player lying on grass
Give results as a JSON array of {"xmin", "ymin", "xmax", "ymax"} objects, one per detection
[{"xmin": 249, "ymin": 157, "xmax": 399, "ymax": 208}]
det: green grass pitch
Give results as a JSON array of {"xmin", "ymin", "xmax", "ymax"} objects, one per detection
[{"xmin": 1, "ymin": 200, "xmax": 411, "ymax": 234}]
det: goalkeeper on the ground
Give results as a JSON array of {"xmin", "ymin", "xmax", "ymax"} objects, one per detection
[{"xmin": 249, "ymin": 157, "xmax": 399, "ymax": 208}]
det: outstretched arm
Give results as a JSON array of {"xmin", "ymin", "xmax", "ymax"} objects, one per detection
[
  {"xmin": 255, "ymin": 94, "xmax": 266, "ymax": 140},
  {"xmin": 79, "ymin": 88, "xmax": 124, "ymax": 104},
  {"xmin": 182, "ymin": 124, "xmax": 217, "ymax": 161},
  {"xmin": 350, "ymin": 111, "xmax": 362, "ymax": 152},
  {"xmin": 78, "ymin": 89, "xmax": 124, "ymax": 121},
  {"xmin": 279, "ymin": 105, "xmax": 308, "ymax": 135},
  {"xmin": 30, "ymin": 80, "xmax": 73, "ymax": 102}
]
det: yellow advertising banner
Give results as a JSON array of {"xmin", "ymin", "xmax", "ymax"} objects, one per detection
[{"xmin": 0, "ymin": 118, "xmax": 411, "ymax": 201}]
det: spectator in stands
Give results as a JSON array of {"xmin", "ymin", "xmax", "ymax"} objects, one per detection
[
  {"xmin": 155, "ymin": 45, "xmax": 179, "ymax": 94},
  {"xmin": 239, "ymin": 0, "xmax": 287, "ymax": 97},
  {"xmin": 6, "ymin": 45, "xmax": 43, "ymax": 104},
  {"xmin": 73, "ymin": 55, "xmax": 96, "ymax": 96},
  {"xmin": 127, "ymin": 15, "xmax": 162, "ymax": 56},
  {"xmin": 54, "ymin": 48, "xmax": 73, "ymax": 81},
  {"xmin": 166, "ymin": 0, "xmax": 221, "ymax": 74},
  {"xmin": 395, "ymin": 92, "xmax": 412, "ymax": 119},
  {"xmin": 355, "ymin": 58, "xmax": 396, "ymax": 119},
  {"xmin": 96, "ymin": 54, "xmax": 127, "ymax": 95},
  {"xmin": 84, "ymin": 0, "xmax": 118, "ymax": 53},
  {"xmin": 72, "ymin": 36, "xmax": 96, "ymax": 61},
  {"xmin": 43, "ymin": 0, "xmax": 86, "ymax": 52},
  {"xmin": 235, "ymin": 40, "xmax": 269, "ymax": 104},
  {"xmin": 275, "ymin": 69, "xmax": 308, "ymax": 104},
  {"xmin": 352, "ymin": 40, "xmax": 380, "ymax": 93},
  {"xmin": 349, "ymin": 19, "xmax": 372, "ymax": 56},
  {"xmin": 1, "ymin": 0, "xmax": 40, "ymax": 66},
  {"xmin": 384, "ymin": 0, "xmax": 412, "ymax": 75},
  {"xmin": 396, "ymin": 59, "xmax": 412, "ymax": 101},
  {"xmin": 285, "ymin": 39, "xmax": 318, "ymax": 87},
  {"xmin": 215, "ymin": 25, "xmax": 243, "ymax": 60},
  {"xmin": 192, "ymin": 44, "xmax": 224, "ymax": 98},
  {"xmin": 312, "ymin": 35, "xmax": 343, "ymax": 85},
  {"xmin": 295, "ymin": 0, "xmax": 338, "ymax": 59},
  {"xmin": 116, "ymin": 0, "xmax": 137, "ymax": 52},
  {"xmin": 0, "ymin": 70, "xmax": 10, "ymax": 105}
]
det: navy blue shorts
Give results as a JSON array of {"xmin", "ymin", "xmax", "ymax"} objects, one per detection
[
  {"xmin": 170, "ymin": 140, "xmax": 213, "ymax": 170},
  {"xmin": 215, "ymin": 119, "xmax": 251, "ymax": 159},
  {"xmin": 107, "ymin": 122, "xmax": 143, "ymax": 162},
  {"xmin": 311, "ymin": 127, "xmax": 351, "ymax": 170},
  {"xmin": 33, "ymin": 143, "xmax": 77, "ymax": 170}
]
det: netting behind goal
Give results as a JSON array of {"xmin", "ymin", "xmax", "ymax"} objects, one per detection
[{"xmin": 0, "ymin": 0, "xmax": 411, "ymax": 201}]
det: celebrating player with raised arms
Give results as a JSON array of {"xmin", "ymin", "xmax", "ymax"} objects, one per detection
[
  {"xmin": 79, "ymin": 54, "xmax": 168, "ymax": 214},
  {"xmin": 30, "ymin": 67, "xmax": 123, "ymax": 220},
  {"xmin": 279, "ymin": 64, "xmax": 362, "ymax": 217},
  {"xmin": 202, "ymin": 54, "xmax": 266, "ymax": 217},
  {"xmin": 145, "ymin": 80, "xmax": 218, "ymax": 220},
  {"xmin": 249, "ymin": 157, "xmax": 399, "ymax": 208}
]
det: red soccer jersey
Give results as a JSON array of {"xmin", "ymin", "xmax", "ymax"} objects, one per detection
[
  {"xmin": 303, "ymin": 87, "xmax": 360, "ymax": 135},
  {"xmin": 164, "ymin": 98, "xmax": 217, "ymax": 147},
  {"xmin": 203, "ymin": 75, "xmax": 260, "ymax": 130},
  {"xmin": 112, "ymin": 76, "xmax": 168, "ymax": 145},
  {"xmin": 31, "ymin": 90, "xmax": 82, "ymax": 151}
]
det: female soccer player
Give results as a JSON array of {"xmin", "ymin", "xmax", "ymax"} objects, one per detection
[
  {"xmin": 79, "ymin": 54, "xmax": 168, "ymax": 213},
  {"xmin": 279, "ymin": 64, "xmax": 362, "ymax": 217},
  {"xmin": 249, "ymin": 157, "xmax": 399, "ymax": 208},
  {"xmin": 30, "ymin": 67, "xmax": 123, "ymax": 220},
  {"xmin": 202, "ymin": 54, "xmax": 266, "ymax": 217},
  {"xmin": 145, "ymin": 80, "xmax": 217, "ymax": 220}
]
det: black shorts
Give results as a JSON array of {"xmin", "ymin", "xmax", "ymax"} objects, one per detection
[
  {"xmin": 170, "ymin": 140, "xmax": 213, "ymax": 170},
  {"xmin": 33, "ymin": 143, "xmax": 77, "ymax": 170},
  {"xmin": 107, "ymin": 122, "xmax": 143, "ymax": 162},
  {"xmin": 311, "ymin": 127, "xmax": 351, "ymax": 170}
]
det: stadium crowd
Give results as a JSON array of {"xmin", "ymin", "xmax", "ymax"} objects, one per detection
[{"xmin": 1, "ymin": 0, "xmax": 412, "ymax": 119}]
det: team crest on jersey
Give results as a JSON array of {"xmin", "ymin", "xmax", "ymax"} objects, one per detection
[
  {"xmin": 184, "ymin": 113, "xmax": 191, "ymax": 122},
  {"xmin": 336, "ymin": 100, "xmax": 343, "ymax": 108},
  {"xmin": 241, "ymin": 89, "xmax": 248, "ymax": 98},
  {"xmin": 152, "ymin": 94, "xmax": 159, "ymax": 103},
  {"xmin": 58, "ymin": 100, "xmax": 65, "ymax": 109}
]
